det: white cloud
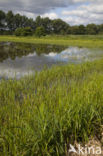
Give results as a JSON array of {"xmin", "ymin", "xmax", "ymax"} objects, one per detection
[
  {"xmin": 61, "ymin": 0, "xmax": 103, "ymax": 25},
  {"xmin": 80, "ymin": 3, "xmax": 103, "ymax": 14},
  {"xmin": 0, "ymin": 0, "xmax": 103, "ymax": 25},
  {"xmin": 15, "ymin": 11, "xmax": 37, "ymax": 19},
  {"xmin": 41, "ymin": 12, "xmax": 58, "ymax": 19},
  {"xmin": 63, "ymin": 16, "xmax": 88, "ymax": 25}
]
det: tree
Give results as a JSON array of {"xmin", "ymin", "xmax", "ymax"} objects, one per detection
[
  {"xmin": 0, "ymin": 10, "xmax": 5, "ymax": 28},
  {"xmin": 86, "ymin": 24, "xmax": 98, "ymax": 35},
  {"xmin": 14, "ymin": 13, "xmax": 22, "ymax": 29},
  {"xmin": 98, "ymin": 24, "xmax": 103, "ymax": 34},
  {"xmin": 1, "ymin": 9, "xmax": 103, "ymax": 36},
  {"xmin": 42, "ymin": 17, "xmax": 52, "ymax": 34},
  {"xmin": 35, "ymin": 16, "xmax": 43, "ymax": 27},
  {"xmin": 6, "ymin": 11, "xmax": 14, "ymax": 31},
  {"xmin": 52, "ymin": 19, "xmax": 69, "ymax": 34},
  {"xmin": 78, "ymin": 25, "xmax": 86, "ymax": 34},
  {"xmin": 67, "ymin": 25, "xmax": 72, "ymax": 34},
  {"xmin": 20, "ymin": 16, "xmax": 28, "ymax": 28},
  {"xmin": 71, "ymin": 26, "xmax": 79, "ymax": 35},
  {"xmin": 35, "ymin": 26, "xmax": 46, "ymax": 37},
  {"xmin": 27, "ymin": 18, "xmax": 36, "ymax": 29}
]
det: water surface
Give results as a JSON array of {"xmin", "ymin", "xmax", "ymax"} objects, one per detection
[{"xmin": 0, "ymin": 42, "xmax": 103, "ymax": 79}]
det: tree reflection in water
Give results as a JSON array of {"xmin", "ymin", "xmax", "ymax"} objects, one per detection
[{"xmin": 0, "ymin": 42, "xmax": 67, "ymax": 62}]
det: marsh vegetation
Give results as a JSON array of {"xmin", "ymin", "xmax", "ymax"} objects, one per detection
[
  {"xmin": 0, "ymin": 36, "xmax": 103, "ymax": 155},
  {"xmin": 0, "ymin": 59, "xmax": 103, "ymax": 155}
]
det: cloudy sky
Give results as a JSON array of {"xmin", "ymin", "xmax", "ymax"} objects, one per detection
[{"xmin": 0, "ymin": 0, "xmax": 103, "ymax": 25}]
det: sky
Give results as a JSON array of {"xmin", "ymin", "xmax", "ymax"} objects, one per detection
[{"xmin": 0, "ymin": 0, "xmax": 103, "ymax": 25}]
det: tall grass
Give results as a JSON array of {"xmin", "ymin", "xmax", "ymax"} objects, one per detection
[{"xmin": 0, "ymin": 59, "xmax": 103, "ymax": 155}]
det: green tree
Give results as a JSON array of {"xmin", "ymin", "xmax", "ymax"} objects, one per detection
[
  {"xmin": 6, "ymin": 11, "xmax": 14, "ymax": 31},
  {"xmin": 42, "ymin": 17, "xmax": 52, "ymax": 34},
  {"xmin": 20, "ymin": 16, "xmax": 28, "ymax": 27},
  {"xmin": 78, "ymin": 25, "xmax": 86, "ymax": 34},
  {"xmin": 14, "ymin": 14, "xmax": 35, "ymax": 30},
  {"xmin": 0, "ymin": 10, "xmax": 5, "ymax": 28},
  {"xmin": 86, "ymin": 24, "xmax": 98, "ymax": 35},
  {"xmin": 71, "ymin": 26, "xmax": 79, "ymax": 35},
  {"xmin": 98, "ymin": 24, "xmax": 103, "ymax": 34},
  {"xmin": 14, "ymin": 13, "xmax": 22, "ymax": 29},
  {"xmin": 52, "ymin": 19, "xmax": 69, "ymax": 34},
  {"xmin": 35, "ymin": 16, "xmax": 43, "ymax": 27},
  {"xmin": 27, "ymin": 18, "xmax": 36, "ymax": 29},
  {"xmin": 35, "ymin": 26, "xmax": 46, "ymax": 37},
  {"xmin": 67, "ymin": 25, "xmax": 72, "ymax": 34}
]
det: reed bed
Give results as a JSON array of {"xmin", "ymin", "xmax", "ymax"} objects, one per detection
[{"xmin": 0, "ymin": 59, "xmax": 103, "ymax": 155}]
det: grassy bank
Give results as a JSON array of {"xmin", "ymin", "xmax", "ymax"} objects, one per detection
[
  {"xmin": 0, "ymin": 35, "xmax": 103, "ymax": 48},
  {"xmin": 0, "ymin": 59, "xmax": 103, "ymax": 155}
]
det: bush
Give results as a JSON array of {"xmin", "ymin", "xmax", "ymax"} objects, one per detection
[
  {"xmin": 35, "ymin": 26, "xmax": 46, "ymax": 37},
  {"xmin": 0, "ymin": 30, "xmax": 13, "ymax": 35},
  {"xmin": 15, "ymin": 28, "xmax": 22, "ymax": 36},
  {"xmin": 15, "ymin": 27, "xmax": 32, "ymax": 36}
]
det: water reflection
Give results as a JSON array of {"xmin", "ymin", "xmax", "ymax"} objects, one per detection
[
  {"xmin": 44, "ymin": 47, "xmax": 103, "ymax": 62},
  {"xmin": 0, "ymin": 42, "xmax": 67, "ymax": 78},
  {"xmin": 0, "ymin": 42, "xmax": 103, "ymax": 79},
  {"xmin": 0, "ymin": 42, "xmax": 66, "ymax": 62}
]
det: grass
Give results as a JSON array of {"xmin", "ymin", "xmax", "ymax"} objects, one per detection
[
  {"xmin": 0, "ymin": 35, "xmax": 103, "ymax": 48},
  {"xmin": 0, "ymin": 59, "xmax": 103, "ymax": 155}
]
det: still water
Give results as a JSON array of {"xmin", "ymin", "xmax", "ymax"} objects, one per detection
[{"xmin": 0, "ymin": 42, "xmax": 103, "ymax": 79}]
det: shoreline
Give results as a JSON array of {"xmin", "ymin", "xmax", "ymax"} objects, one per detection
[{"xmin": 0, "ymin": 35, "xmax": 103, "ymax": 48}]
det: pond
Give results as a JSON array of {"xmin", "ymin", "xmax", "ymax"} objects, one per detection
[{"xmin": 0, "ymin": 42, "xmax": 103, "ymax": 79}]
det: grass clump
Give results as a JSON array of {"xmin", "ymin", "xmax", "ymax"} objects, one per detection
[{"xmin": 0, "ymin": 60, "xmax": 103, "ymax": 155}]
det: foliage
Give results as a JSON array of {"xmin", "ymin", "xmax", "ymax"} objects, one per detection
[
  {"xmin": 35, "ymin": 26, "xmax": 46, "ymax": 37},
  {"xmin": 78, "ymin": 25, "xmax": 86, "ymax": 34},
  {"xmin": 86, "ymin": 24, "xmax": 99, "ymax": 35},
  {"xmin": 0, "ymin": 10, "xmax": 5, "ymax": 27},
  {"xmin": 0, "ymin": 59, "xmax": 103, "ymax": 155},
  {"xmin": 71, "ymin": 26, "xmax": 79, "ymax": 34},
  {"xmin": 52, "ymin": 19, "xmax": 69, "ymax": 34},
  {"xmin": 6, "ymin": 10, "xmax": 14, "ymax": 31},
  {"xmin": 15, "ymin": 27, "xmax": 32, "ymax": 36},
  {"xmin": 0, "ymin": 10, "xmax": 103, "ymax": 35}
]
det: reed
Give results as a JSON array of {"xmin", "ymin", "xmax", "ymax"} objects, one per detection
[{"xmin": 0, "ymin": 59, "xmax": 103, "ymax": 155}]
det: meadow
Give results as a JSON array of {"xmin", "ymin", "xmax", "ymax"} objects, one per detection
[
  {"xmin": 0, "ymin": 35, "xmax": 103, "ymax": 48},
  {"xmin": 0, "ymin": 35, "xmax": 103, "ymax": 155}
]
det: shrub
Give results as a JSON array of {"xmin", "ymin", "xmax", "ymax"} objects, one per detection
[
  {"xmin": 15, "ymin": 27, "xmax": 32, "ymax": 36},
  {"xmin": 35, "ymin": 26, "xmax": 46, "ymax": 37},
  {"xmin": 15, "ymin": 28, "xmax": 22, "ymax": 36}
]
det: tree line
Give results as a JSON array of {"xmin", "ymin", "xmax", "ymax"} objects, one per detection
[{"xmin": 0, "ymin": 10, "xmax": 103, "ymax": 36}]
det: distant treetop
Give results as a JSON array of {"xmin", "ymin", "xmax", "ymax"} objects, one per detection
[{"xmin": 0, "ymin": 10, "xmax": 103, "ymax": 36}]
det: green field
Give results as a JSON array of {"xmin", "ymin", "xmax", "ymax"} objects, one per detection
[
  {"xmin": 0, "ymin": 35, "xmax": 103, "ymax": 48},
  {"xmin": 0, "ymin": 36, "xmax": 103, "ymax": 155}
]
